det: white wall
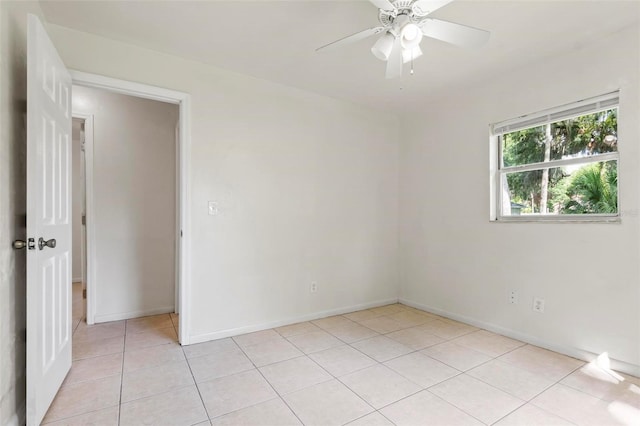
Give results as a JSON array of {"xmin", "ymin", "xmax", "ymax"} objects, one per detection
[
  {"xmin": 72, "ymin": 86, "xmax": 178, "ymax": 322},
  {"xmin": 0, "ymin": 3, "xmax": 45, "ymax": 424},
  {"xmin": 49, "ymin": 25, "xmax": 400, "ymax": 340},
  {"xmin": 399, "ymin": 25, "xmax": 640, "ymax": 375},
  {"xmin": 71, "ymin": 118, "xmax": 83, "ymax": 282}
]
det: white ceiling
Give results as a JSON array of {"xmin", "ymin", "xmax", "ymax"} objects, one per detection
[{"xmin": 41, "ymin": 0, "xmax": 640, "ymax": 111}]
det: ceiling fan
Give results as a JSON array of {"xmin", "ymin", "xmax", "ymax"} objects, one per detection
[{"xmin": 316, "ymin": 0, "xmax": 490, "ymax": 79}]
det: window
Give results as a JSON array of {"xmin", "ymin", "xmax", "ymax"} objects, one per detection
[{"xmin": 491, "ymin": 92, "xmax": 619, "ymax": 221}]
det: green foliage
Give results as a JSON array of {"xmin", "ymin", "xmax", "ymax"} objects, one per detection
[
  {"xmin": 502, "ymin": 108, "xmax": 618, "ymax": 214},
  {"xmin": 562, "ymin": 162, "xmax": 618, "ymax": 214}
]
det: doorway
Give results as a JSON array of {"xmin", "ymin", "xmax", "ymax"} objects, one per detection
[{"xmin": 70, "ymin": 72, "xmax": 191, "ymax": 345}]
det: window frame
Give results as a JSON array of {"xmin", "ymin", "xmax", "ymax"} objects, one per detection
[{"xmin": 490, "ymin": 92, "xmax": 621, "ymax": 223}]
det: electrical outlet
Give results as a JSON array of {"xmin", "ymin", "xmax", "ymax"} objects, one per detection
[
  {"xmin": 509, "ymin": 289, "xmax": 518, "ymax": 304},
  {"xmin": 533, "ymin": 297, "xmax": 545, "ymax": 313},
  {"xmin": 310, "ymin": 281, "xmax": 318, "ymax": 293}
]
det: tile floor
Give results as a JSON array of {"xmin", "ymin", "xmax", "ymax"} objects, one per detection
[{"xmin": 43, "ymin": 283, "xmax": 640, "ymax": 425}]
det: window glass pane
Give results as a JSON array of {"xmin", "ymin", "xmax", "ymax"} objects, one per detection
[
  {"xmin": 502, "ymin": 108, "xmax": 617, "ymax": 167},
  {"xmin": 502, "ymin": 160, "xmax": 617, "ymax": 216}
]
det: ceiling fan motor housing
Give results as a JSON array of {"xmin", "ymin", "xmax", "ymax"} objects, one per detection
[{"xmin": 378, "ymin": 0, "xmax": 427, "ymax": 28}]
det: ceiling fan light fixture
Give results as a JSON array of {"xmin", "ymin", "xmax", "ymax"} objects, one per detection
[
  {"xmin": 371, "ymin": 31, "xmax": 395, "ymax": 61},
  {"xmin": 402, "ymin": 45, "xmax": 423, "ymax": 63},
  {"xmin": 400, "ymin": 23, "xmax": 423, "ymax": 49}
]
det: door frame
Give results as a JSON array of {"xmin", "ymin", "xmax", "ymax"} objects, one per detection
[
  {"xmin": 71, "ymin": 113, "xmax": 94, "ymax": 322},
  {"xmin": 70, "ymin": 70, "xmax": 192, "ymax": 344}
]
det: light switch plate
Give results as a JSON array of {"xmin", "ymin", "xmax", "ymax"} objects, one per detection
[{"xmin": 208, "ymin": 201, "xmax": 219, "ymax": 216}]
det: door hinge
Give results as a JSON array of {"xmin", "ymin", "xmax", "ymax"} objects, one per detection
[
  {"xmin": 83, "ymin": 289, "xmax": 87, "ymax": 299},
  {"xmin": 82, "ymin": 214, "xmax": 86, "ymax": 226}
]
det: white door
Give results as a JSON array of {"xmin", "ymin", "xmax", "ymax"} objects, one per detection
[{"xmin": 26, "ymin": 14, "xmax": 72, "ymax": 426}]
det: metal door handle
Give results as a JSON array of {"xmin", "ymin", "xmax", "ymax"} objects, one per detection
[
  {"xmin": 38, "ymin": 237, "xmax": 56, "ymax": 250},
  {"xmin": 14, "ymin": 238, "xmax": 36, "ymax": 250}
]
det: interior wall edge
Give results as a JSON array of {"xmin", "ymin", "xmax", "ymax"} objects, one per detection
[
  {"xmin": 188, "ymin": 296, "xmax": 399, "ymax": 345},
  {"xmin": 399, "ymin": 297, "xmax": 640, "ymax": 378}
]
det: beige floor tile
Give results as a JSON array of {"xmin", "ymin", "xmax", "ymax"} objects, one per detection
[
  {"xmin": 284, "ymin": 379, "xmax": 373, "ymax": 425},
  {"xmin": 532, "ymin": 383, "xmax": 636, "ymax": 426},
  {"xmin": 494, "ymin": 403, "xmax": 576, "ymax": 425},
  {"xmin": 287, "ymin": 330, "xmax": 343, "ymax": 354},
  {"xmin": 72, "ymin": 335, "xmax": 124, "ymax": 360},
  {"xmin": 182, "ymin": 337, "xmax": 238, "ymax": 359},
  {"xmin": 121, "ymin": 359, "xmax": 194, "ymax": 402},
  {"xmin": 385, "ymin": 326, "xmax": 445, "ymax": 350},
  {"xmin": 64, "ymin": 352, "xmax": 123, "ymax": 385},
  {"xmin": 561, "ymin": 362, "xmax": 640, "ymax": 408},
  {"xmin": 275, "ymin": 321, "xmax": 321, "ymax": 337},
  {"xmin": 211, "ymin": 398, "xmax": 301, "ymax": 426},
  {"xmin": 123, "ymin": 342, "xmax": 185, "ymax": 372},
  {"xmin": 311, "ymin": 315, "xmax": 355, "ymax": 330},
  {"xmin": 119, "ymin": 385, "xmax": 208, "ymax": 426},
  {"xmin": 260, "ymin": 356, "xmax": 332, "ymax": 394},
  {"xmin": 384, "ymin": 352, "xmax": 460, "ymax": 388},
  {"xmin": 126, "ymin": 314, "xmax": 174, "ymax": 334},
  {"xmin": 325, "ymin": 323, "xmax": 379, "ymax": 343},
  {"xmin": 380, "ymin": 390, "xmax": 484, "ymax": 426},
  {"xmin": 170, "ymin": 312, "xmax": 179, "ymax": 328},
  {"xmin": 188, "ymin": 346, "xmax": 254, "ymax": 382},
  {"xmin": 340, "ymin": 364, "xmax": 421, "ymax": 409},
  {"xmin": 73, "ymin": 320, "xmax": 125, "ymax": 342},
  {"xmin": 422, "ymin": 341, "xmax": 493, "ymax": 371},
  {"xmin": 346, "ymin": 411, "xmax": 394, "ymax": 426},
  {"xmin": 42, "ymin": 405, "xmax": 119, "ymax": 426},
  {"xmin": 499, "ymin": 344, "xmax": 585, "ymax": 381},
  {"xmin": 358, "ymin": 316, "xmax": 405, "ymax": 334},
  {"xmin": 42, "ymin": 376, "xmax": 121, "ymax": 423},
  {"xmin": 369, "ymin": 305, "xmax": 406, "ymax": 316},
  {"xmin": 452, "ymin": 330, "xmax": 525, "ymax": 358},
  {"xmin": 343, "ymin": 309, "xmax": 384, "ymax": 323},
  {"xmin": 198, "ymin": 369, "xmax": 278, "ymax": 418},
  {"xmin": 309, "ymin": 345, "xmax": 377, "ymax": 377},
  {"xmin": 430, "ymin": 374, "xmax": 525, "ymax": 424},
  {"xmin": 351, "ymin": 335, "xmax": 413, "ymax": 362},
  {"xmin": 242, "ymin": 337, "xmax": 304, "ymax": 366},
  {"xmin": 468, "ymin": 359, "xmax": 556, "ymax": 400},
  {"xmin": 403, "ymin": 307, "xmax": 442, "ymax": 320},
  {"xmin": 417, "ymin": 319, "xmax": 478, "ymax": 340},
  {"xmin": 387, "ymin": 310, "xmax": 432, "ymax": 328},
  {"xmin": 125, "ymin": 326, "xmax": 177, "ymax": 352},
  {"xmin": 71, "ymin": 317, "xmax": 82, "ymax": 334},
  {"xmin": 233, "ymin": 329, "xmax": 282, "ymax": 348}
]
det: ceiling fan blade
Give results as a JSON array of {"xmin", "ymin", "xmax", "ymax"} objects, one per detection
[
  {"xmin": 316, "ymin": 26, "xmax": 385, "ymax": 52},
  {"xmin": 419, "ymin": 18, "xmax": 490, "ymax": 48},
  {"xmin": 385, "ymin": 36, "xmax": 403, "ymax": 79},
  {"xmin": 412, "ymin": 0, "xmax": 454, "ymax": 16},
  {"xmin": 369, "ymin": 0, "xmax": 395, "ymax": 11}
]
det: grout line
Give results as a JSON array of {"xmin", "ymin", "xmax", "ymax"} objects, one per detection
[
  {"xmin": 117, "ymin": 319, "xmax": 127, "ymax": 426},
  {"xmin": 179, "ymin": 348, "xmax": 213, "ymax": 424},
  {"xmin": 229, "ymin": 339, "xmax": 307, "ymax": 426}
]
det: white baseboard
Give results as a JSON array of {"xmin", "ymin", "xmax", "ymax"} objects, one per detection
[
  {"xmin": 399, "ymin": 298, "xmax": 640, "ymax": 378},
  {"xmin": 94, "ymin": 305, "xmax": 175, "ymax": 323},
  {"xmin": 7, "ymin": 400, "xmax": 25, "ymax": 426},
  {"xmin": 72, "ymin": 277, "xmax": 82, "ymax": 283},
  {"xmin": 187, "ymin": 297, "xmax": 399, "ymax": 345}
]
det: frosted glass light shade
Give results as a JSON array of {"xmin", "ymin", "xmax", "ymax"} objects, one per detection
[
  {"xmin": 402, "ymin": 45, "xmax": 423, "ymax": 63},
  {"xmin": 400, "ymin": 23, "xmax": 423, "ymax": 49},
  {"xmin": 371, "ymin": 32, "xmax": 395, "ymax": 61}
]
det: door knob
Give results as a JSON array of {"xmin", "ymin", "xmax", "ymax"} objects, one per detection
[
  {"xmin": 38, "ymin": 237, "xmax": 56, "ymax": 250},
  {"xmin": 13, "ymin": 238, "xmax": 36, "ymax": 250},
  {"xmin": 13, "ymin": 240, "xmax": 27, "ymax": 249}
]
